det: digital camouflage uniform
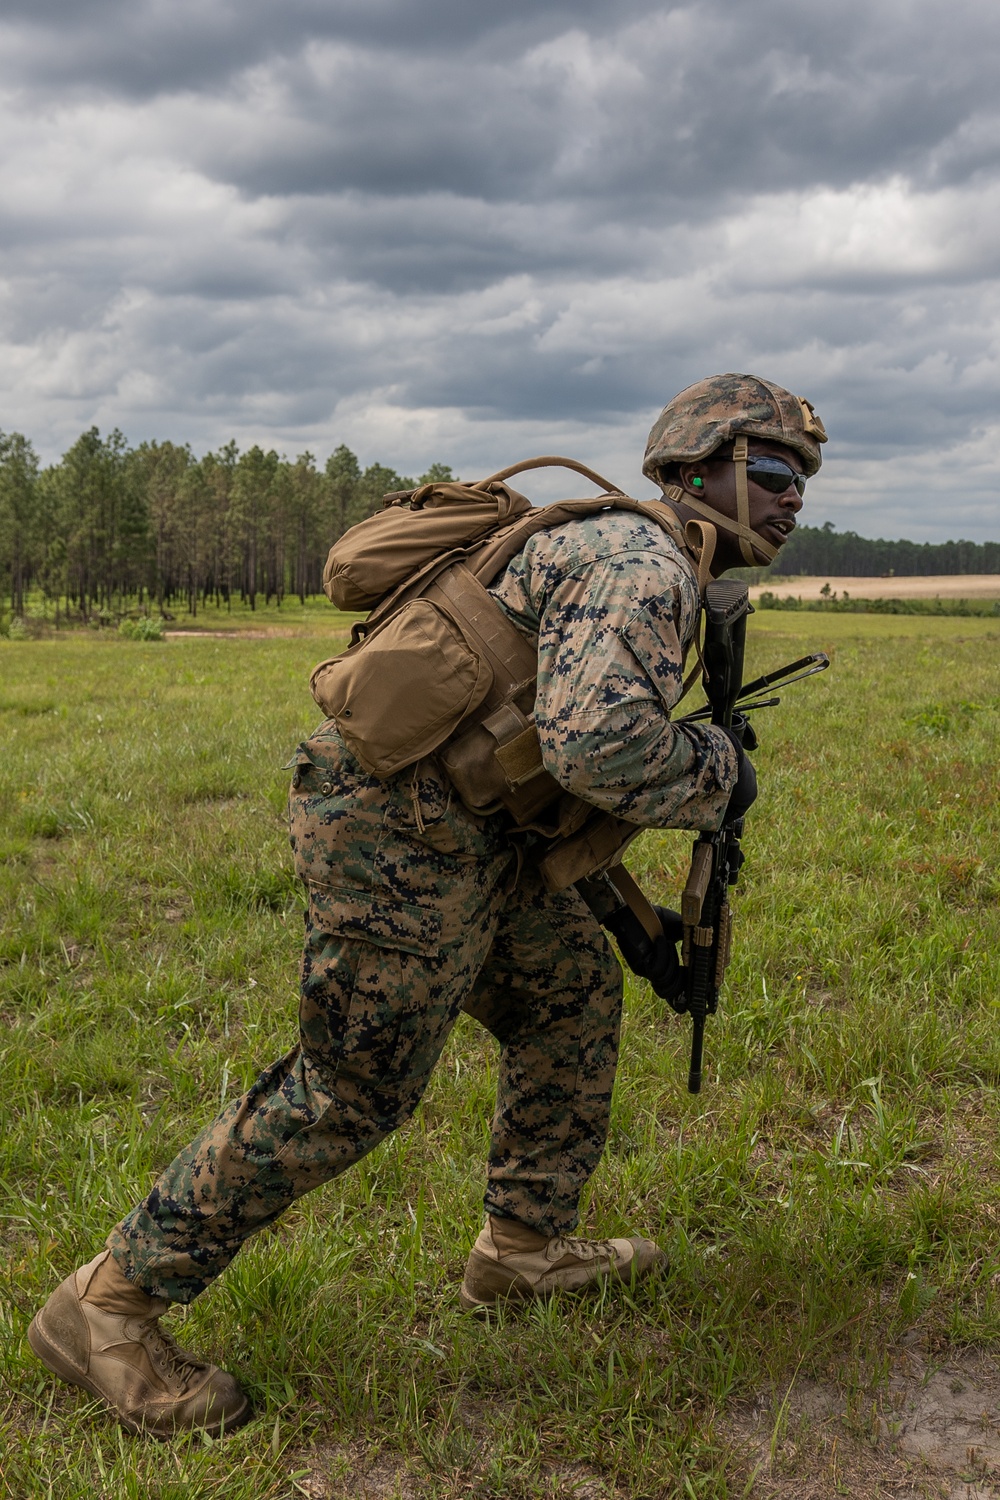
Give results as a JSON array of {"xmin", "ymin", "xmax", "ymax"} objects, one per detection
[{"xmin": 108, "ymin": 514, "xmax": 737, "ymax": 1303}]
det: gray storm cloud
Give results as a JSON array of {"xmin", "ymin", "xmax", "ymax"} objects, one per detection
[{"xmin": 0, "ymin": 0, "xmax": 998, "ymax": 539}]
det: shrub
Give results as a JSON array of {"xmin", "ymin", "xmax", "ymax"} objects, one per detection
[{"xmin": 118, "ymin": 616, "xmax": 166, "ymax": 641}]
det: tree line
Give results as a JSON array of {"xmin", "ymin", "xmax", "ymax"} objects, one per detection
[
  {"xmin": 0, "ymin": 427, "xmax": 452, "ymax": 621},
  {"xmin": 769, "ymin": 520, "xmax": 1000, "ymax": 578},
  {"xmin": 1, "ymin": 428, "xmax": 997, "ymax": 621}
]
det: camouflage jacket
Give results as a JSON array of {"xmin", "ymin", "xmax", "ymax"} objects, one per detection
[{"xmin": 488, "ymin": 510, "xmax": 738, "ymax": 831}]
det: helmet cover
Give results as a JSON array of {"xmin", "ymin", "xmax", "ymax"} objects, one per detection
[{"xmin": 642, "ymin": 373, "xmax": 827, "ymax": 483}]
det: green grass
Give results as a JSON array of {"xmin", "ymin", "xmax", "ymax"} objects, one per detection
[{"xmin": 1, "ymin": 612, "xmax": 999, "ymax": 1497}]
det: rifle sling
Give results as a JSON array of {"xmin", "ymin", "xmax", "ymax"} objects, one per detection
[{"xmin": 605, "ymin": 862, "xmax": 663, "ymax": 945}]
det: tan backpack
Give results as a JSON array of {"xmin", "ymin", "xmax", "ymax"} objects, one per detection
[
  {"xmin": 309, "ymin": 457, "xmax": 712, "ymax": 900},
  {"xmin": 322, "ymin": 474, "xmax": 535, "ymax": 611}
]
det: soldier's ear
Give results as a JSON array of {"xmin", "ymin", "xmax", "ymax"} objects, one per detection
[{"xmin": 678, "ymin": 463, "xmax": 706, "ymax": 495}]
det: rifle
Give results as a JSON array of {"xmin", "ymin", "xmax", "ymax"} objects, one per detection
[
  {"xmin": 676, "ymin": 580, "xmax": 750, "ymax": 1093},
  {"xmin": 577, "ymin": 592, "xmax": 829, "ymax": 1093},
  {"xmin": 676, "ymin": 584, "xmax": 828, "ymax": 1092}
]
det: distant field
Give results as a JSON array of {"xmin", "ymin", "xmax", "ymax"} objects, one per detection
[
  {"xmin": 750, "ymin": 573, "xmax": 1000, "ymax": 602},
  {"xmin": 1, "ymin": 613, "xmax": 1000, "ymax": 1498}
]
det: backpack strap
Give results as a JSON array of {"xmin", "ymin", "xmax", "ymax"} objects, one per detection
[
  {"xmin": 426, "ymin": 563, "xmax": 537, "ymax": 691},
  {"xmin": 465, "ymin": 491, "xmax": 709, "ymax": 715},
  {"xmin": 469, "ymin": 492, "xmax": 692, "ymax": 585}
]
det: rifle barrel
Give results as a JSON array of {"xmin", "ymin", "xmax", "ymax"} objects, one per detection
[
  {"xmin": 737, "ymin": 652, "xmax": 829, "ymax": 700},
  {"xmin": 688, "ymin": 1016, "xmax": 704, "ymax": 1094}
]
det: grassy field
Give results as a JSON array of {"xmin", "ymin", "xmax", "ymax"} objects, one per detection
[{"xmin": 1, "ymin": 610, "xmax": 999, "ymax": 1499}]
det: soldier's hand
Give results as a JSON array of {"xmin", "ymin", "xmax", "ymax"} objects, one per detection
[
  {"xmin": 722, "ymin": 726, "xmax": 757, "ymax": 821},
  {"xmin": 604, "ymin": 903, "xmax": 685, "ymax": 1005}
]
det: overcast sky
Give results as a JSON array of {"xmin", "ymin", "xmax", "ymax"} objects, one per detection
[{"xmin": 1, "ymin": 1, "xmax": 999, "ymax": 540}]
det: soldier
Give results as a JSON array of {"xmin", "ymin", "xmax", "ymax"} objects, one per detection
[{"xmin": 28, "ymin": 373, "xmax": 826, "ymax": 1437}]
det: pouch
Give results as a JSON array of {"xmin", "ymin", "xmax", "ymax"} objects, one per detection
[{"xmin": 309, "ymin": 599, "xmax": 494, "ymax": 778}]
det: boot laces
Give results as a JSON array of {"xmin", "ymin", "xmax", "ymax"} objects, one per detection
[
  {"xmin": 139, "ymin": 1318, "xmax": 205, "ymax": 1387},
  {"xmin": 547, "ymin": 1233, "xmax": 618, "ymax": 1265}
]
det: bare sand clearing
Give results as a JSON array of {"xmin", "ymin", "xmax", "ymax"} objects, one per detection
[
  {"xmin": 724, "ymin": 1344, "xmax": 1000, "ymax": 1499},
  {"xmin": 749, "ymin": 573, "xmax": 1000, "ymax": 602},
  {"xmin": 163, "ymin": 627, "xmax": 301, "ymax": 639}
]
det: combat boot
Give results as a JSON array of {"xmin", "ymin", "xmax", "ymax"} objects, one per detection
[
  {"xmin": 27, "ymin": 1251, "xmax": 250, "ymax": 1438},
  {"xmin": 460, "ymin": 1215, "xmax": 666, "ymax": 1311}
]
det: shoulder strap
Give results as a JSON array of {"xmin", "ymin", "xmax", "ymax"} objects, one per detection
[
  {"xmin": 469, "ymin": 493, "xmax": 692, "ymax": 585},
  {"xmin": 426, "ymin": 563, "xmax": 536, "ymax": 692}
]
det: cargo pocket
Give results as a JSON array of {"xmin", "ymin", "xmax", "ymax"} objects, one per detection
[
  {"xmin": 303, "ymin": 882, "xmax": 445, "ymax": 1092},
  {"xmin": 382, "ymin": 756, "xmax": 507, "ymax": 859},
  {"xmin": 306, "ymin": 881, "xmax": 443, "ymax": 957}
]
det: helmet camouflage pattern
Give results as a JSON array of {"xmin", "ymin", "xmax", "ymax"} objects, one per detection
[{"xmin": 642, "ymin": 373, "xmax": 827, "ymax": 482}]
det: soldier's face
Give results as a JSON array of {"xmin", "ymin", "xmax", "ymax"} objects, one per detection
[{"xmin": 682, "ymin": 440, "xmax": 805, "ymax": 564}]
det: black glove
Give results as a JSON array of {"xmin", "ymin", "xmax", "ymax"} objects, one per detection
[
  {"xmin": 721, "ymin": 722, "xmax": 757, "ymax": 821},
  {"xmin": 604, "ymin": 902, "xmax": 685, "ymax": 1005}
]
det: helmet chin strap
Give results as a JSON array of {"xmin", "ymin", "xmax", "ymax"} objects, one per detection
[{"xmin": 662, "ymin": 434, "xmax": 777, "ymax": 565}]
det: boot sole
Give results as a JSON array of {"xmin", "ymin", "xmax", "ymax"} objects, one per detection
[
  {"xmin": 27, "ymin": 1312, "xmax": 252, "ymax": 1440},
  {"xmin": 459, "ymin": 1280, "xmax": 535, "ymax": 1314}
]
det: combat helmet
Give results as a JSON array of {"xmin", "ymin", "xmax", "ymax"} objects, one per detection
[{"xmin": 642, "ymin": 373, "xmax": 827, "ymax": 566}]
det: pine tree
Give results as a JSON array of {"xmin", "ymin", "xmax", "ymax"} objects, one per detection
[{"xmin": 0, "ymin": 432, "xmax": 40, "ymax": 618}]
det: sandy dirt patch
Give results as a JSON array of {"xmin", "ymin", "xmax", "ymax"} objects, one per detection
[
  {"xmin": 749, "ymin": 574, "xmax": 1000, "ymax": 602},
  {"xmin": 287, "ymin": 1346, "xmax": 1000, "ymax": 1499},
  {"xmin": 727, "ymin": 1344, "xmax": 1000, "ymax": 1498},
  {"xmin": 163, "ymin": 627, "xmax": 302, "ymax": 639}
]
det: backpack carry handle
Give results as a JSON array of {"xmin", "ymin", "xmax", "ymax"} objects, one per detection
[{"xmin": 477, "ymin": 455, "xmax": 625, "ymax": 494}]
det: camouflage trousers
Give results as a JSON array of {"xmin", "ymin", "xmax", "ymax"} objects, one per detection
[{"xmin": 108, "ymin": 723, "xmax": 623, "ymax": 1303}]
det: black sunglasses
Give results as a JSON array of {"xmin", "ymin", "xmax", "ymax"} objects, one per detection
[{"xmin": 741, "ymin": 456, "xmax": 807, "ymax": 496}]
